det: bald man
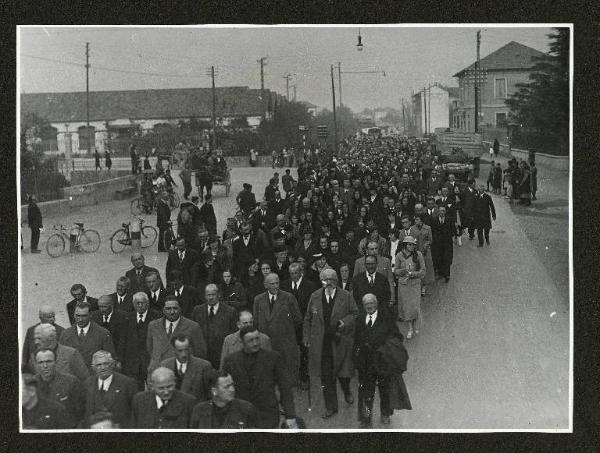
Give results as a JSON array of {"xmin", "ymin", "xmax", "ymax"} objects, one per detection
[
  {"xmin": 26, "ymin": 323, "xmax": 89, "ymax": 381},
  {"xmin": 253, "ymin": 273, "xmax": 302, "ymax": 385},
  {"xmin": 131, "ymin": 367, "xmax": 197, "ymax": 429},
  {"xmin": 22, "ymin": 305, "xmax": 65, "ymax": 370}
]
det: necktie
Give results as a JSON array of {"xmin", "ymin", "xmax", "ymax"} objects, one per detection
[
  {"xmin": 292, "ymin": 282, "xmax": 297, "ymax": 292},
  {"xmin": 138, "ymin": 314, "xmax": 143, "ymax": 324},
  {"xmin": 270, "ymin": 295, "xmax": 276, "ymax": 312},
  {"xmin": 159, "ymin": 399, "xmax": 167, "ymax": 413},
  {"xmin": 367, "ymin": 315, "xmax": 373, "ymax": 327},
  {"xmin": 179, "ymin": 251, "xmax": 184, "ymax": 261},
  {"xmin": 369, "ymin": 275, "xmax": 374, "ymax": 285},
  {"xmin": 167, "ymin": 322, "xmax": 173, "ymax": 336},
  {"xmin": 103, "ymin": 315, "xmax": 109, "ymax": 324},
  {"xmin": 79, "ymin": 328, "xmax": 85, "ymax": 338},
  {"xmin": 118, "ymin": 296, "xmax": 122, "ymax": 305},
  {"xmin": 178, "ymin": 363, "xmax": 184, "ymax": 375},
  {"xmin": 209, "ymin": 306, "xmax": 215, "ymax": 319},
  {"xmin": 99, "ymin": 379, "xmax": 106, "ymax": 393},
  {"xmin": 152, "ymin": 293, "xmax": 157, "ymax": 305}
]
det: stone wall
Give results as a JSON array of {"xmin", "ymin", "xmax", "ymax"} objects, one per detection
[{"xmin": 483, "ymin": 141, "xmax": 569, "ymax": 171}]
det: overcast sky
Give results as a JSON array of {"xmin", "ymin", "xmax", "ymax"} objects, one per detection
[{"xmin": 18, "ymin": 25, "xmax": 555, "ymax": 112}]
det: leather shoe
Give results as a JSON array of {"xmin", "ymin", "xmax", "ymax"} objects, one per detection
[
  {"xmin": 322, "ymin": 409, "xmax": 338, "ymax": 419},
  {"xmin": 344, "ymin": 393, "xmax": 354, "ymax": 404}
]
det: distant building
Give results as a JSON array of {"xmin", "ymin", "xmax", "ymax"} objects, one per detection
[
  {"xmin": 452, "ymin": 41, "xmax": 547, "ymax": 132},
  {"xmin": 298, "ymin": 101, "xmax": 319, "ymax": 116},
  {"xmin": 412, "ymin": 85, "xmax": 455, "ymax": 136},
  {"xmin": 20, "ymin": 86, "xmax": 280, "ymax": 155}
]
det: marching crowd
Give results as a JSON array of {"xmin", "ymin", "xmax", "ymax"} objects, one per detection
[{"xmin": 22, "ymin": 134, "xmax": 505, "ymax": 430}]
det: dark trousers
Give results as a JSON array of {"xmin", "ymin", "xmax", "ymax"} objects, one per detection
[
  {"xmin": 321, "ymin": 353, "xmax": 338, "ymax": 412},
  {"xmin": 358, "ymin": 371, "xmax": 391, "ymax": 422},
  {"xmin": 477, "ymin": 227, "xmax": 490, "ymax": 245},
  {"xmin": 183, "ymin": 182, "xmax": 192, "ymax": 199},
  {"xmin": 158, "ymin": 227, "xmax": 169, "ymax": 252},
  {"xmin": 198, "ymin": 181, "xmax": 212, "ymax": 200},
  {"xmin": 467, "ymin": 226, "xmax": 475, "ymax": 239},
  {"xmin": 30, "ymin": 227, "xmax": 40, "ymax": 250},
  {"xmin": 432, "ymin": 244, "xmax": 452, "ymax": 278},
  {"xmin": 299, "ymin": 344, "xmax": 309, "ymax": 383}
]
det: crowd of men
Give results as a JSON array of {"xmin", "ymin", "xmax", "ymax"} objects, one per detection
[{"xmin": 22, "ymin": 134, "xmax": 508, "ymax": 430}]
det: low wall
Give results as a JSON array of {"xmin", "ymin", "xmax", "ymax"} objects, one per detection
[
  {"xmin": 21, "ymin": 175, "xmax": 139, "ymax": 219},
  {"xmin": 71, "ymin": 156, "xmax": 284, "ymax": 170},
  {"xmin": 70, "ymin": 169, "xmax": 131, "ymax": 185},
  {"xmin": 482, "ymin": 141, "xmax": 569, "ymax": 171}
]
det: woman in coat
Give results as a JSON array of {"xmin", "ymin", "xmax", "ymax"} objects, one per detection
[
  {"xmin": 303, "ymin": 268, "xmax": 358, "ymax": 415},
  {"xmin": 518, "ymin": 161, "xmax": 532, "ymax": 206},
  {"xmin": 219, "ymin": 269, "xmax": 248, "ymax": 312},
  {"xmin": 412, "ymin": 214, "xmax": 434, "ymax": 296},
  {"xmin": 394, "ymin": 236, "xmax": 426, "ymax": 339}
]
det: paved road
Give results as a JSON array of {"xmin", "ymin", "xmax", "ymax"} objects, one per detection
[{"xmin": 20, "ymin": 166, "xmax": 570, "ymax": 430}]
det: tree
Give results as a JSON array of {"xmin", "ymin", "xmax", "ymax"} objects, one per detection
[
  {"xmin": 20, "ymin": 111, "xmax": 50, "ymax": 171},
  {"xmin": 312, "ymin": 106, "xmax": 361, "ymax": 145},
  {"xmin": 259, "ymin": 100, "xmax": 313, "ymax": 151},
  {"xmin": 505, "ymin": 28, "xmax": 569, "ymax": 155}
]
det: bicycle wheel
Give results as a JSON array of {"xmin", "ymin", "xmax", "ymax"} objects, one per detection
[
  {"xmin": 141, "ymin": 225, "xmax": 158, "ymax": 248},
  {"xmin": 110, "ymin": 229, "xmax": 129, "ymax": 254},
  {"xmin": 46, "ymin": 234, "xmax": 65, "ymax": 258},
  {"xmin": 80, "ymin": 229, "xmax": 101, "ymax": 253},
  {"xmin": 169, "ymin": 192, "xmax": 180, "ymax": 209},
  {"xmin": 130, "ymin": 198, "xmax": 143, "ymax": 216}
]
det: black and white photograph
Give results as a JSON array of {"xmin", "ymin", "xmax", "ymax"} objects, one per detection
[{"xmin": 17, "ymin": 24, "xmax": 571, "ymax": 432}]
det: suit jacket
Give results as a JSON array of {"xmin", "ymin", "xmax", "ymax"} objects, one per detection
[
  {"xmin": 125, "ymin": 265, "xmax": 163, "ymax": 294},
  {"xmin": 160, "ymin": 356, "xmax": 213, "ymax": 402},
  {"xmin": 431, "ymin": 217, "xmax": 455, "ymax": 246},
  {"xmin": 109, "ymin": 292, "xmax": 134, "ymax": 312},
  {"xmin": 191, "ymin": 303, "xmax": 238, "ymax": 369},
  {"xmin": 354, "ymin": 311, "xmax": 400, "ymax": 374},
  {"xmin": 90, "ymin": 309, "xmax": 129, "ymax": 361},
  {"xmin": 219, "ymin": 330, "xmax": 272, "ymax": 369},
  {"xmin": 223, "ymin": 349, "xmax": 295, "ymax": 429},
  {"xmin": 59, "ymin": 322, "xmax": 115, "ymax": 369},
  {"xmin": 473, "ymin": 192, "xmax": 496, "ymax": 229},
  {"xmin": 280, "ymin": 277, "xmax": 319, "ymax": 318},
  {"xmin": 436, "ymin": 197, "xmax": 457, "ymax": 222},
  {"xmin": 352, "ymin": 272, "xmax": 393, "ymax": 317},
  {"xmin": 131, "ymin": 389, "xmax": 197, "ymax": 429},
  {"xmin": 66, "ymin": 297, "xmax": 99, "ymax": 326},
  {"xmin": 146, "ymin": 316, "xmax": 207, "ymax": 372},
  {"xmin": 189, "ymin": 398, "xmax": 257, "ymax": 429},
  {"xmin": 168, "ymin": 285, "xmax": 202, "ymax": 319},
  {"xmin": 231, "ymin": 234, "xmax": 261, "ymax": 277},
  {"xmin": 83, "ymin": 371, "xmax": 138, "ymax": 428},
  {"xmin": 22, "ymin": 322, "xmax": 65, "ymax": 369},
  {"xmin": 146, "ymin": 287, "xmax": 169, "ymax": 312},
  {"xmin": 120, "ymin": 309, "xmax": 162, "ymax": 379},
  {"xmin": 253, "ymin": 290, "xmax": 302, "ymax": 383},
  {"xmin": 353, "ymin": 255, "xmax": 395, "ymax": 302},
  {"xmin": 165, "ymin": 248, "xmax": 200, "ymax": 286},
  {"xmin": 37, "ymin": 371, "xmax": 85, "ymax": 428}
]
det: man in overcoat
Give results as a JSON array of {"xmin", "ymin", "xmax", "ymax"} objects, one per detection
[
  {"xmin": 303, "ymin": 268, "xmax": 358, "ymax": 418},
  {"xmin": 473, "ymin": 184, "xmax": 496, "ymax": 247},
  {"xmin": 253, "ymin": 273, "xmax": 303, "ymax": 386}
]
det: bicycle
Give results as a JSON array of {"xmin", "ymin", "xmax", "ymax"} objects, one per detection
[
  {"xmin": 109, "ymin": 216, "xmax": 158, "ymax": 253},
  {"xmin": 131, "ymin": 194, "xmax": 156, "ymax": 216},
  {"xmin": 160, "ymin": 221, "xmax": 176, "ymax": 252},
  {"xmin": 46, "ymin": 223, "xmax": 101, "ymax": 258}
]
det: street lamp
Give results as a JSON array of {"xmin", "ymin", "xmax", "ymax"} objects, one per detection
[{"xmin": 356, "ymin": 28, "xmax": 363, "ymax": 51}]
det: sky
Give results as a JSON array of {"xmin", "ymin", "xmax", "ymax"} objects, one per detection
[{"xmin": 18, "ymin": 25, "xmax": 555, "ymax": 113}]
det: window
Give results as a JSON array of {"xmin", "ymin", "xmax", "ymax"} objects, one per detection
[
  {"xmin": 78, "ymin": 126, "xmax": 96, "ymax": 151},
  {"xmin": 495, "ymin": 78, "xmax": 507, "ymax": 99},
  {"xmin": 495, "ymin": 113, "xmax": 508, "ymax": 128}
]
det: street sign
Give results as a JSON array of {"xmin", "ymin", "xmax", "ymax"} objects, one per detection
[{"xmin": 317, "ymin": 125, "xmax": 329, "ymax": 138}]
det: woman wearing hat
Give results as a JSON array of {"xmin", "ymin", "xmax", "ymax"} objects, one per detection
[{"xmin": 394, "ymin": 236, "xmax": 426, "ymax": 339}]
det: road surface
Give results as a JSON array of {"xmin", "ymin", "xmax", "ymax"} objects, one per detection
[{"xmin": 19, "ymin": 166, "xmax": 570, "ymax": 430}]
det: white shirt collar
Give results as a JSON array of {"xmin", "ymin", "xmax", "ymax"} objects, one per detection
[
  {"xmin": 117, "ymin": 293, "xmax": 126, "ymax": 303},
  {"xmin": 294, "ymin": 276, "xmax": 303, "ymax": 287},
  {"xmin": 155, "ymin": 394, "xmax": 168, "ymax": 409},
  {"xmin": 176, "ymin": 285, "xmax": 184, "ymax": 295},
  {"xmin": 137, "ymin": 310, "xmax": 147, "ymax": 322},
  {"xmin": 366, "ymin": 271, "xmax": 376, "ymax": 280},
  {"xmin": 102, "ymin": 312, "xmax": 113, "ymax": 323},
  {"xmin": 98, "ymin": 373, "xmax": 113, "ymax": 391},
  {"xmin": 166, "ymin": 317, "xmax": 180, "ymax": 333},
  {"xmin": 325, "ymin": 287, "xmax": 336, "ymax": 299},
  {"xmin": 366, "ymin": 310, "xmax": 378, "ymax": 325},
  {"xmin": 79, "ymin": 322, "xmax": 91, "ymax": 335},
  {"xmin": 209, "ymin": 303, "xmax": 219, "ymax": 314},
  {"xmin": 175, "ymin": 359, "xmax": 187, "ymax": 373}
]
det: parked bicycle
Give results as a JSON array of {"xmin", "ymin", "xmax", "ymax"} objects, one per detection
[
  {"xmin": 130, "ymin": 188, "xmax": 180, "ymax": 215},
  {"xmin": 46, "ymin": 223, "xmax": 101, "ymax": 258},
  {"xmin": 161, "ymin": 221, "xmax": 177, "ymax": 252},
  {"xmin": 110, "ymin": 216, "xmax": 158, "ymax": 253}
]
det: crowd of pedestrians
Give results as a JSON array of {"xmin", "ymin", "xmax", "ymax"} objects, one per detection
[{"xmin": 23, "ymin": 134, "xmax": 516, "ymax": 430}]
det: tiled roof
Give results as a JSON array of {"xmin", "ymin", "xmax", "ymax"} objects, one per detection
[
  {"xmin": 453, "ymin": 41, "xmax": 547, "ymax": 77},
  {"xmin": 20, "ymin": 86, "xmax": 272, "ymax": 123}
]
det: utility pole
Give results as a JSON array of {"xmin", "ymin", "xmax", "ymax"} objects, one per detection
[
  {"xmin": 85, "ymin": 42, "xmax": 91, "ymax": 156},
  {"xmin": 475, "ymin": 30, "xmax": 481, "ymax": 133},
  {"xmin": 428, "ymin": 83, "xmax": 432, "ymax": 136},
  {"xmin": 210, "ymin": 66, "xmax": 217, "ymax": 151},
  {"xmin": 401, "ymin": 99, "xmax": 406, "ymax": 134},
  {"xmin": 422, "ymin": 87, "xmax": 427, "ymax": 136},
  {"xmin": 330, "ymin": 65, "xmax": 339, "ymax": 156},
  {"xmin": 258, "ymin": 57, "xmax": 267, "ymax": 120},
  {"xmin": 283, "ymin": 73, "xmax": 293, "ymax": 101},
  {"xmin": 293, "ymin": 85, "xmax": 297, "ymax": 102},
  {"xmin": 337, "ymin": 62, "xmax": 343, "ymax": 107}
]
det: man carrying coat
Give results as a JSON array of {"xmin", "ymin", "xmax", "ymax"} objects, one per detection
[{"xmin": 303, "ymin": 268, "xmax": 358, "ymax": 419}]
